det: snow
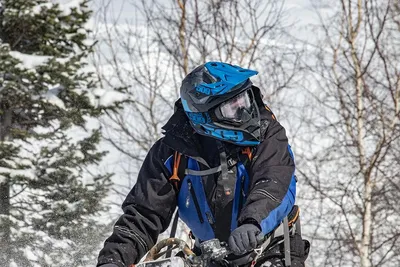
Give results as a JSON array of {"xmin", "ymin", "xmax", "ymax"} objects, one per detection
[
  {"xmin": 13, "ymin": 62, "xmax": 128, "ymax": 109},
  {"xmin": 32, "ymin": 3, "xmax": 54, "ymax": 14},
  {"xmin": 39, "ymin": 85, "xmax": 127, "ymax": 111},
  {"xmin": 43, "ymin": 86, "xmax": 66, "ymax": 109},
  {"xmin": 55, "ymin": 57, "xmax": 72, "ymax": 64},
  {"xmin": 0, "ymin": 167, "xmax": 36, "ymax": 180},
  {"xmin": 9, "ymin": 51, "xmax": 70, "ymax": 69},
  {"xmin": 84, "ymin": 88, "xmax": 128, "ymax": 107},
  {"xmin": 30, "ymin": 85, "xmax": 66, "ymax": 109},
  {"xmin": 55, "ymin": 0, "xmax": 84, "ymax": 15},
  {"xmin": 93, "ymin": 88, "xmax": 128, "ymax": 106},
  {"xmin": 9, "ymin": 51, "xmax": 51, "ymax": 69},
  {"xmin": 74, "ymin": 150, "xmax": 85, "ymax": 159},
  {"xmin": 3, "ymin": 159, "xmax": 17, "ymax": 168}
]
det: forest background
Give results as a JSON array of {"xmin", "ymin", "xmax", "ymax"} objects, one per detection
[{"xmin": 0, "ymin": 0, "xmax": 399, "ymax": 266}]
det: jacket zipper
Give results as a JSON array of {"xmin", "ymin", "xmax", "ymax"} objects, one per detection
[{"xmin": 188, "ymin": 180, "xmax": 205, "ymax": 223}]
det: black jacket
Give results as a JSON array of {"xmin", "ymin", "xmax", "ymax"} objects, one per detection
[{"xmin": 97, "ymin": 100, "xmax": 295, "ymax": 267}]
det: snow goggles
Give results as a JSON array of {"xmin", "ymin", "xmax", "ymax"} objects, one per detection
[{"xmin": 215, "ymin": 90, "xmax": 255, "ymax": 124}]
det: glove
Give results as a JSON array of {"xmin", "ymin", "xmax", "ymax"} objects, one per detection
[{"xmin": 228, "ymin": 223, "xmax": 261, "ymax": 255}]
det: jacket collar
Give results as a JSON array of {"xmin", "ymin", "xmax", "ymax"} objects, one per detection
[
  {"xmin": 161, "ymin": 99, "xmax": 265, "ymax": 166},
  {"xmin": 161, "ymin": 99, "xmax": 204, "ymax": 159}
]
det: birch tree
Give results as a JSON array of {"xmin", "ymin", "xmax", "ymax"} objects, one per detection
[{"xmin": 298, "ymin": 0, "xmax": 400, "ymax": 266}]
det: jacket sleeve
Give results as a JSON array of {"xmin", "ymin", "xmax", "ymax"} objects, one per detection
[
  {"xmin": 237, "ymin": 107, "xmax": 296, "ymax": 235},
  {"xmin": 97, "ymin": 139, "xmax": 177, "ymax": 267}
]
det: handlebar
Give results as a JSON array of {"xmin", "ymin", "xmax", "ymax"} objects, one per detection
[
  {"xmin": 142, "ymin": 233, "xmax": 266, "ymax": 267},
  {"xmin": 143, "ymin": 238, "xmax": 195, "ymax": 262},
  {"xmin": 142, "ymin": 238, "xmax": 230, "ymax": 264}
]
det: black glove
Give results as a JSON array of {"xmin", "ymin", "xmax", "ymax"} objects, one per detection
[{"xmin": 228, "ymin": 224, "xmax": 261, "ymax": 255}]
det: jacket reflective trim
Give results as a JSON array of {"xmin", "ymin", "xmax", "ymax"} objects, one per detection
[
  {"xmin": 164, "ymin": 154, "xmax": 174, "ymax": 173},
  {"xmin": 259, "ymin": 175, "xmax": 296, "ymax": 235},
  {"xmin": 114, "ymin": 226, "xmax": 148, "ymax": 252},
  {"xmin": 259, "ymin": 145, "xmax": 296, "ymax": 234}
]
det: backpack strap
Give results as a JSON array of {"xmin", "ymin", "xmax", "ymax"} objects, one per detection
[
  {"xmin": 168, "ymin": 151, "xmax": 188, "ymax": 190},
  {"xmin": 166, "ymin": 151, "xmax": 187, "ymax": 255},
  {"xmin": 241, "ymin": 147, "xmax": 253, "ymax": 161},
  {"xmin": 168, "ymin": 151, "xmax": 181, "ymax": 190}
]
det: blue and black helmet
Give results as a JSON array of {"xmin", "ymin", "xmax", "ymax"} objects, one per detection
[{"xmin": 180, "ymin": 62, "xmax": 262, "ymax": 146}]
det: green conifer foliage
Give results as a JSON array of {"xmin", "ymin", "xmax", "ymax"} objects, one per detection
[{"xmin": 0, "ymin": 1, "xmax": 118, "ymax": 266}]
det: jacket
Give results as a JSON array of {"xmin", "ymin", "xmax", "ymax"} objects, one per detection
[{"xmin": 97, "ymin": 100, "xmax": 296, "ymax": 267}]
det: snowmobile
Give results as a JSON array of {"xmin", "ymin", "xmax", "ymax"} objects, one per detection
[
  {"xmin": 136, "ymin": 215, "xmax": 301, "ymax": 267},
  {"xmin": 136, "ymin": 237, "xmax": 261, "ymax": 267}
]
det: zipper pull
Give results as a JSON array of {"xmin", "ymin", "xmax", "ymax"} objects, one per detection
[
  {"xmin": 186, "ymin": 181, "xmax": 191, "ymax": 208},
  {"xmin": 206, "ymin": 211, "xmax": 215, "ymax": 225}
]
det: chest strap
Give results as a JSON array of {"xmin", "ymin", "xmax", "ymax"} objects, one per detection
[
  {"xmin": 169, "ymin": 146, "xmax": 254, "ymax": 184},
  {"xmin": 185, "ymin": 166, "xmax": 221, "ymax": 176}
]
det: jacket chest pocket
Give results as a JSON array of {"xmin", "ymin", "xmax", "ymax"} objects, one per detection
[
  {"xmin": 187, "ymin": 179, "xmax": 205, "ymax": 223},
  {"xmin": 177, "ymin": 175, "xmax": 215, "ymax": 241}
]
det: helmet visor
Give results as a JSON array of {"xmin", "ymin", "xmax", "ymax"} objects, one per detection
[{"xmin": 218, "ymin": 91, "xmax": 252, "ymax": 123}]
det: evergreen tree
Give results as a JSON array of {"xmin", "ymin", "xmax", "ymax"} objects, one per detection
[{"xmin": 0, "ymin": 1, "xmax": 122, "ymax": 266}]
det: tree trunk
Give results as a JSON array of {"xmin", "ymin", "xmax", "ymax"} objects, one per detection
[
  {"xmin": 0, "ymin": 109, "xmax": 11, "ymax": 265},
  {"xmin": 361, "ymin": 176, "xmax": 372, "ymax": 267}
]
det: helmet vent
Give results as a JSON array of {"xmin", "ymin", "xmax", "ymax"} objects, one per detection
[{"xmin": 203, "ymin": 71, "xmax": 217, "ymax": 84}]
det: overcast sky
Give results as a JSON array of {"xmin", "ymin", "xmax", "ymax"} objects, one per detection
[{"xmin": 89, "ymin": 0, "xmax": 321, "ymax": 41}]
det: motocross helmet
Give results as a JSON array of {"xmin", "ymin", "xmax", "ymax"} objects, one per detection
[{"xmin": 180, "ymin": 62, "xmax": 261, "ymax": 146}]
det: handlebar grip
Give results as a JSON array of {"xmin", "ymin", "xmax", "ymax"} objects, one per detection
[{"xmin": 256, "ymin": 232, "xmax": 266, "ymax": 245}]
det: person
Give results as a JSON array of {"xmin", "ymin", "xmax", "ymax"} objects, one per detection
[{"xmin": 97, "ymin": 62, "xmax": 309, "ymax": 267}]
